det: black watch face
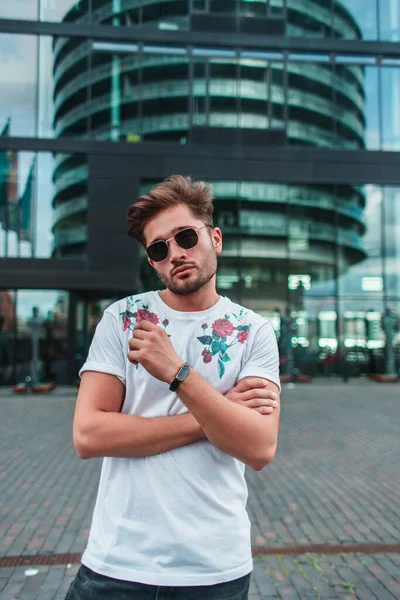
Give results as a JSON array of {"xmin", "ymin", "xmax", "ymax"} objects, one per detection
[{"xmin": 177, "ymin": 363, "xmax": 191, "ymax": 381}]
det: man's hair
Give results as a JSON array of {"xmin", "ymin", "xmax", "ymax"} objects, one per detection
[{"xmin": 127, "ymin": 175, "xmax": 214, "ymax": 246}]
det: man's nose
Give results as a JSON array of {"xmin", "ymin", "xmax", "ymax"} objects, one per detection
[{"xmin": 168, "ymin": 238, "xmax": 187, "ymax": 261}]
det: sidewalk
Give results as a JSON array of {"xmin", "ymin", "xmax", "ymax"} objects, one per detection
[{"xmin": 0, "ymin": 383, "xmax": 399, "ymax": 599}]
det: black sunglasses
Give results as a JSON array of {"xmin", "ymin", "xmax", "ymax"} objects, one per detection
[{"xmin": 146, "ymin": 225, "xmax": 209, "ymax": 262}]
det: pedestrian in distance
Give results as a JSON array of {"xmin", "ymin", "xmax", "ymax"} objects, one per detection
[{"xmin": 66, "ymin": 175, "xmax": 281, "ymax": 600}]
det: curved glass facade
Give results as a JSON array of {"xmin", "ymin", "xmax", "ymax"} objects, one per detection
[{"xmin": 0, "ymin": 0, "xmax": 399, "ymax": 382}]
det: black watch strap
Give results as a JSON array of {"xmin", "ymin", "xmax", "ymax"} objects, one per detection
[{"xmin": 169, "ymin": 362, "xmax": 191, "ymax": 392}]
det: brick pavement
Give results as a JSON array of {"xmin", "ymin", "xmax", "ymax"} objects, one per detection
[{"xmin": 0, "ymin": 382, "xmax": 399, "ymax": 599}]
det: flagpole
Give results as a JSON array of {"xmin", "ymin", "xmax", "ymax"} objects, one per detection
[
  {"xmin": 1, "ymin": 118, "xmax": 11, "ymax": 258},
  {"xmin": 33, "ymin": 0, "xmax": 40, "ymax": 258},
  {"xmin": 31, "ymin": 160, "xmax": 37, "ymax": 258}
]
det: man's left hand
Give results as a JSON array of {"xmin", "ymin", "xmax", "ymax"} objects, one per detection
[
  {"xmin": 225, "ymin": 377, "xmax": 279, "ymax": 414},
  {"xmin": 128, "ymin": 321, "xmax": 182, "ymax": 383}
]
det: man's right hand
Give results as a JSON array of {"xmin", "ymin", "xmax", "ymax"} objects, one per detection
[{"xmin": 224, "ymin": 377, "xmax": 279, "ymax": 415}]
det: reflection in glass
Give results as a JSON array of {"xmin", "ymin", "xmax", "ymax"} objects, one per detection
[
  {"xmin": 0, "ymin": 35, "xmax": 37, "ymax": 137},
  {"xmin": 0, "ymin": 290, "xmax": 16, "ymax": 385},
  {"xmin": 338, "ymin": 299, "xmax": 385, "ymax": 375},
  {"xmin": 334, "ymin": 0, "xmax": 377, "ymax": 40},
  {"xmin": 14, "ymin": 290, "xmax": 69, "ymax": 384},
  {"xmin": 0, "ymin": 150, "xmax": 87, "ymax": 258},
  {"xmin": 380, "ymin": 67, "xmax": 400, "ymax": 151},
  {"xmin": 379, "ymin": 0, "xmax": 400, "ymax": 41},
  {"xmin": 383, "ymin": 187, "xmax": 400, "ymax": 298},
  {"xmin": 0, "ymin": 0, "xmax": 87, "ymax": 23},
  {"xmin": 337, "ymin": 185, "xmax": 381, "ymax": 297},
  {"xmin": 363, "ymin": 67, "xmax": 380, "ymax": 150}
]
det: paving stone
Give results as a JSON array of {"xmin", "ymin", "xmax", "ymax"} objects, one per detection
[{"xmin": 0, "ymin": 383, "xmax": 399, "ymax": 600}]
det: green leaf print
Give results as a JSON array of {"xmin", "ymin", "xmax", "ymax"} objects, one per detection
[
  {"xmin": 211, "ymin": 341, "xmax": 221, "ymax": 355},
  {"xmin": 219, "ymin": 352, "xmax": 231, "ymax": 363},
  {"xmin": 212, "ymin": 330, "xmax": 220, "ymax": 341},
  {"xmin": 197, "ymin": 335, "xmax": 213, "ymax": 345},
  {"xmin": 236, "ymin": 325, "xmax": 250, "ymax": 331},
  {"xmin": 218, "ymin": 358, "xmax": 225, "ymax": 378}
]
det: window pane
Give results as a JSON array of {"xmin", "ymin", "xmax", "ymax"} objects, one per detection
[
  {"xmin": 0, "ymin": 34, "xmax": 90, "ymax": 139},
  {"xmin": 100, "ymin": 0, "xmax": 190, "ymax": 30},
  {"xmin": 15, "ymin": 290, "xmax": 69, "ymax": 384},
  {"xmin": 140, "ymin": 50, "xmax": 190, "ymax": 143},
  {"xmin": 364, "ymin": 66, "xmax": 380, "ymax": 150},
  {"xmin": 338, "ymin": 299, "xmax": 385, "ymax": 375},
  {"xmin": 334, "ymin": 1, "xmax": 377, "ymax": 40},
  {"xmin": 383, "ymin": 187, "xmax": 400, "ymax": 298},
  {"xmin": 337, "ymin": 185, "xmax": 383, "ymax": 298},
  {"xmin": 379, "ymin": 0, "xmax": 400, "ymax": 41},
  {"xmin": 380, "ymin": 67, "xmax": 400, "ymax": 151},
  {"xmin": 287, "ymin": 62, "xmax": 334, "ymax": 147},
  {"xmin": 0, "ymin": 289, "xmax": 16, "ymax": 385},
  {"xmin": 0, "ymin": 1, "xmax": 88, "ymax": 23},
  {"xmin": 0, "ymin": 35, "xmax": 37, "ymax": 137},
  {"xmin": 0, "ymin": 151, "xmax": 87, "ymax": 258}
]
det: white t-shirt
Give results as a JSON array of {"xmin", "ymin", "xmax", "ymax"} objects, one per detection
[{"xmin": 79, "ymin": 291, "xmax": 280, "ymax": 586}]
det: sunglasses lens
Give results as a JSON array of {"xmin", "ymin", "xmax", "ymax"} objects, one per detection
[
  {"xmin": 175, "ymin": 228, "xmax": 198, "ymax": 249},
  {"xmin": 147, "ymin": 241, "xmax": 168, "ymax": 262}
]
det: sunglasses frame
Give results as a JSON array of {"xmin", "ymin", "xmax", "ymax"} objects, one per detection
[{"xmin": 146, "ymin": 225, "xmax": 210, "ymax": 262}]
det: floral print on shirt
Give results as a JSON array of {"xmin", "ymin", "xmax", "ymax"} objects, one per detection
[
  {"xmin": 120, "ymin": 298, "xmax": 170, "ymax": 369},
  {"xmin": 197, "ymin": 310, "xmax": 251, "ymax": 378},
  {"xmin": 120, "ymin": 297, "xmax": 170, "ymax": 333}
]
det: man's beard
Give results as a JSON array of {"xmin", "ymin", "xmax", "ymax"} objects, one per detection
[{"xmin": 155, "ymin": 252, "xmax": 217, "ymax": 296}]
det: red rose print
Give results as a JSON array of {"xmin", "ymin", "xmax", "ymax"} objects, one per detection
[
  {"xmin": 134, "ymin": 309, "xmax": 159, "ymax": 325},
  {"xmin": 211, "ymin": 318, "xmax": 234, "ymax": 337},
  {"xmin": 123, "ymin": 314, "xmax": 131, "ymax": 331},
  {"xmin": 238, "ymin": 329, "xmax": 249, "ymax": 344},
  {"xmin": 202, "ymin": 351, "xmax": 212, "ymax": 363}
]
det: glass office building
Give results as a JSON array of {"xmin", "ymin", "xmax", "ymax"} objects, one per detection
[{"xmin": 0, "ymin": 0, "xmax": 399, "ymax": 383}]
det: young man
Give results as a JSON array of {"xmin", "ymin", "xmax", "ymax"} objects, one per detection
[{"xmin": 67, "ymin": 175, "xmax": 281, "ymax": 600}]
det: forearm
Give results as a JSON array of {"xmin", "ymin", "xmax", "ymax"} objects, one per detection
[
  {"xmin": 73, "ymin": 411, "xmax": 206, "ymax": 459},
  {"xmin": 177, "ymin": 369, "xmax": 277, "ymax": 470}
]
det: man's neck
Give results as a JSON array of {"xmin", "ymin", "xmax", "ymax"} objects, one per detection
[{"xmin": 158, "ymin": 287, "xmax": 220, "ymax": 313}]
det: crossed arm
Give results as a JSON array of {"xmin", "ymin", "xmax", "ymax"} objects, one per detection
[
  {"xmin": 73, "ymin": 371, "xmax": 279, "ymax": 470},
  {"xmin": 74, "ymin": 320, "xmax": 281, "ymax": 471}
]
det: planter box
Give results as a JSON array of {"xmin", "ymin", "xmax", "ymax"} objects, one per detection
[
  {"xmin": 12, "ymin": 382, "xmax": 56, "ymax": 394},
  {"xmin": 369, "ymin": 374, "xmax": 398, "ymax": 383}
]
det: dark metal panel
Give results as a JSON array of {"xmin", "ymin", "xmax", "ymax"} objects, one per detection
[
  {"xmin": 0, "ymin": 258, "xmax": 139, "ymax": 291},
  {"xmin": 1, "ymin": 18, "xmax": 400, "ymax": 57},
  {"xmin": 87, "ymin": 155, "xmax": 141, "ymax": 274},
  {"xmin": 1, "ymin": 138, "xmax": 400, "ymax": 184}
]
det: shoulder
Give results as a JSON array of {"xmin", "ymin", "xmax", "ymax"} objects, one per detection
[
  {"xmin": 223, "ymin": 297, "xmax": 271, "ymax": 332},
  {"xmin": 105, "ymin": 291, "xmax": 157, "ymax": 319},
  {"xmin": 105, "ymin": 291, "xmax": 162, "ymax": 333}
]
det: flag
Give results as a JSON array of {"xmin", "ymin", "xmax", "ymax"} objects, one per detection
[
  {"xmin": 0, "ymin": 119, "xmax": 10, "ymax": 227},
  {"xmin": 18, "ymin": 160, "xmax": 34, "ymax": 242},
  {"xmin": 6, "ymin": 149, "xmax": 19, "ymax": 233}
]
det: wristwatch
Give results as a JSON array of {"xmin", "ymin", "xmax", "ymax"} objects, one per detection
[{"xmin": 169, "ymin": 362, "xmax": 191, "ymax": 392}]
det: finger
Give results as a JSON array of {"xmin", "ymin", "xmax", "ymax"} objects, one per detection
[
  {"xmin": 247, "ymin": 388, "xmax": 279, "ymax": 401},
  {"xmin": 134, "ymin": 320, "xmax": 157, "ymax": 332},
  {"xmin": 254, "ymin": 406, "xmax": 274, "ymax": 414},
  {"xmin": 233, "ymin": 389, "xmax": 278, "ymax": 403},
  {"xmin": 128, "ymin": 338, "xmax": 144, "ymax": 352},
  {"xmin": 244, "ymin": 398, "xmax": 277, "ymax": 409},
  {"xmin": 131, "ymin": 328, "xmax": 148, "ymax": 341},
  {"xmin": 127, "ymin": 350, "xmax": 140, "ymax": 365},
  {"xmin": 234, "ymin": 377, "xmax": 269, "ymax": 392}
]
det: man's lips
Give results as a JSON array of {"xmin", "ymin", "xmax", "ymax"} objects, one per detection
[{"xmin": 172, "ymin": 265, "xmax": 194, "ymax": 276}]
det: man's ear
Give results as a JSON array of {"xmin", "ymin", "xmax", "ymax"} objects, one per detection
[{"xmin": 212, "ymin": 227, "xmax": 223, "ymax": 255}]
